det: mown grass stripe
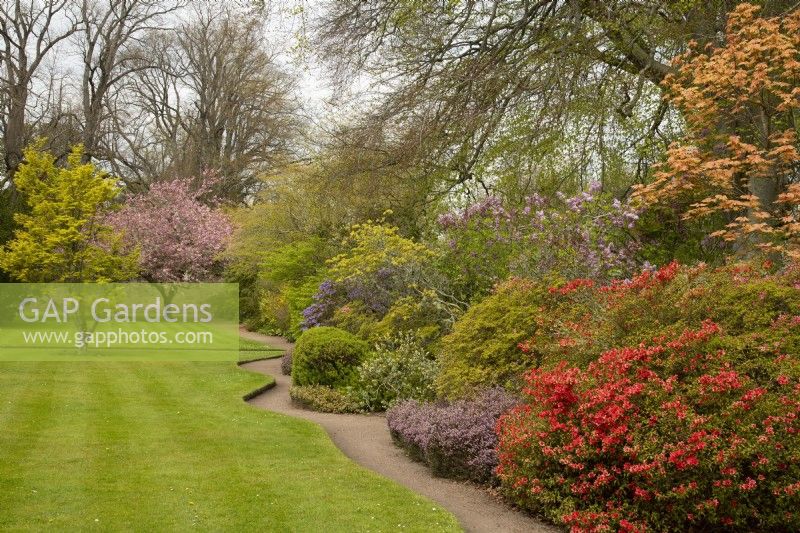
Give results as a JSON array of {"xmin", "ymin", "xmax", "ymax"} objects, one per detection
[{"xmin": 0, "ymin": 362, "xmax": 461, "ymax": 532}]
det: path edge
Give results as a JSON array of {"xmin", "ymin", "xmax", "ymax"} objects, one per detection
[{"xmin": 241, "ymin": 378, "xmax": 277, "ymax": 401}]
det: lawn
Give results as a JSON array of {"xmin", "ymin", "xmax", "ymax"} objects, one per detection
[
  {"xmin": 238, "ymin": 337, "xmax": 284, "ymax": 363},
  {"xmin": 0, "ymin": 347, "xmax": 460, "ymax": 531}
]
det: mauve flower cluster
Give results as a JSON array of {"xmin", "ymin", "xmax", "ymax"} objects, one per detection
[
  {"xmin": 107, "ymin": 176, "xmax": 232, "ymax": 282},
  {"xmin": 280, "ymin": 349, "xmax": 293, "ymax": 376},
  {"xmin": 438, "ymin": 184, "xmax": 641, "ymax": 290},
  {"xmin": 302, "ymin": 268, "xmax": 401, "ymax": 329},
  {"xmin": 386, "ymin": 388, "xmax": 520, "ymax": 483},
  {"xmin": 301, "ymin": 279, "xmax": 338, "ymax": 329}
]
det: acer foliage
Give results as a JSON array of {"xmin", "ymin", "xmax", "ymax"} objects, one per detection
[{"xmin": 636, "ymin": 4, "xmax": 800, "ymax": 259}]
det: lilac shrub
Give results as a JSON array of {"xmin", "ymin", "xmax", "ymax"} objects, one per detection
[
  {"xmin": 438, "ymin": 184, "xmax": 641, "ymax": 299},
  {"xmin": 386, "ymin": 388, "xmax": 520, "ymax": 483},
  {"xmin": 301, "ymin": 279, "xmax": 339, "ymax": 329}
]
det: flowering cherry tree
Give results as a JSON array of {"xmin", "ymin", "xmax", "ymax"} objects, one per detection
[{"xmin": 108, "ymin": 177, "xmax": 232, "ymax": 282}]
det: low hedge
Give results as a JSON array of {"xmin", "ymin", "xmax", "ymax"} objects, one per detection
[{"xmin": 289, "ymin": 385, "xmax": 362, "ymax": 413}]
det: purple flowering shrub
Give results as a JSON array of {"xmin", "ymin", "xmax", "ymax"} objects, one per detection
[
  {"xmin": 301, "ymin": 279, "xmax": 340, "ymax": 328},
  {"xmin": 301, "ymin": 275, "xmax": 399, "ymax": 331},
  {"xmin": 280, "ymin": 349, "xmax": 292, "ymax": 376},
  {"xmin": 438, "ymin": 184, "xmax": 641, "ymax": 300},
  {"xmin": 386, "ymin": 388, "xmax": 520, "ymax": 483},
  {"xmin": 301, "ymin": 222, "xmax": 455, "ymax": 333}
]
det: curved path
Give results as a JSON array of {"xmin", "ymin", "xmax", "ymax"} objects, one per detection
[{"xmin": 238, "ymin": 328, "xmax": 558, "ymax": 533}]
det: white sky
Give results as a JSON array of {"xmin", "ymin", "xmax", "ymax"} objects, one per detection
[{"xmin": 262, "ymin": 0, "xmax": 335, "ymax": 113}]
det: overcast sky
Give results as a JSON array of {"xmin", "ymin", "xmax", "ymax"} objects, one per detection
[{"xmin": 262, "ymin": 0, "xmax": 335, "ymax": 114}]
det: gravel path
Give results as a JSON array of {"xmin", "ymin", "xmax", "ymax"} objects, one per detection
[{"xmin": 238, "ymin": 328, "xmax": 558, "ymax": 533}]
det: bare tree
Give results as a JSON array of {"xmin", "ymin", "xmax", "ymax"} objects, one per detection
[
  {"xmin": 127, "ymin": 8, "xmax": 300, "ymax": 201},
  {"xmin": 108, "ymin": 32, "xmax": 184, "ymax": 186},
  {"xmin": 0, "ymin": 0, "xmax": 79, "ymax": 181},
  {"xmin": 78, "ymin": 0, "xmax": 183, "ymax": 163}
]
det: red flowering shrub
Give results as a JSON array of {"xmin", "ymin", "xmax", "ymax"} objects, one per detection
[
  {"xmin": 497, "ymin": 319, "xmax": 800, "ymax": 531},
  {"xmin": 441, "ymin": 261, "xmax": 800, "ymax": 406},
  {"xmin": 524, "ymin": 262, "xmax": 690, "ymax": 370},
  {"xmin": 529, "ymin": 261, "xmax": 800, "ymax": 370}
]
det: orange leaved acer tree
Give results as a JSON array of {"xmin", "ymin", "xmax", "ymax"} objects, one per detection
[{"xmin": 635, "ymin": 4, "xmax": 800, "ymax": 259}]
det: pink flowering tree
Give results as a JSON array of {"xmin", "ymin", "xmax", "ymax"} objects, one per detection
[{"xmin": 108, "ymin": 177, "xmax": 233, "ymax": 282}]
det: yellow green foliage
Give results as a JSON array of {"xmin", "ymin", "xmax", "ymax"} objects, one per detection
[
  {"xmin": 0, "ymin": 143, "xmax": 139, "ymax": 282},
  {"xmin": 292, "ymin": 326, "xmax": 370, "ymax": 388},
  {"xmin": 436, "ymin": 278, "xmax": 545, "ymax": 399},
  {"xmin": 289, "ymin": 385, "xmax": 363, "ymax": 413},
  {"xmin": 329, "ymin": 301, "xmax": 380, "ymax": 338},
  {"xmin": 366, "ymin": 293, "xmax": 459, "ymax": 346},
  {"xmin": 327, "ymin": 221, "xmax": 435, "ymax": 284}
]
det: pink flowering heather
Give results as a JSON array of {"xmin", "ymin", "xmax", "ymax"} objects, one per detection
[
  {"xmin": 108, "ymin": 177, "xmax": 232, "ymax": 282},
  {"xmin": 387, "ymin": 388, "xmax": 520, "ymax": 483}
]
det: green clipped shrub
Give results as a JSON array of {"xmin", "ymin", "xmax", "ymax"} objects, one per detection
[
  {"xmin": 436, "ymin": 278, "xmax": 546, "ymax": 399},
  {"xmin": 289, "ymin": 385, "xmax": 362, "ymax": 413},
  {"xmin": 354, "ymin": 332, "xmax": 439, "ymax": 411},
  {"xmin": 291, "ymin": 326, "xmax": 370, "ymax": 388}
]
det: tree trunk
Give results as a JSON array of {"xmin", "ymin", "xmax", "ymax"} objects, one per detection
[
  {"xmin": 742, "ymin": 175, "xmax": 783, "ymax": 258},
  {"xmin": 4, "ymin": 86, "xmax": 28, "ymax": 178}
]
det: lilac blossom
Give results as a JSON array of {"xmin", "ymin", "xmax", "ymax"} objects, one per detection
[{"xmin": 438, "ymin": 184, "xmax": 642, "ymax": 296}]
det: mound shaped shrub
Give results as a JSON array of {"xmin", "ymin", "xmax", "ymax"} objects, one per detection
[
  {"xmin": 291, "ymin": 326, "xmax": 369, "ymax": 388},
  {"xmin": 355, "ymin": 332, "xmax": 439, "ymax": 411},
  {"xmin": 497, "ymin": 320, "xmax": 800, "ymax": 531},
  {"xmin": 436, "ymin": 278, "xmax": 546, "ymax": 398},
  {"xmin": 521, "ymin": 261, "xmax": 800, "ymax": 372},
  {"xmin": 387, "ymin": 388, "xmax": 519, "ymax": 483}
]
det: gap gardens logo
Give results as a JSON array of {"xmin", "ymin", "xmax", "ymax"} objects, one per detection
[{"xmin": 0, "ymin": 284, "xmax": 239, "ymax": 361}]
